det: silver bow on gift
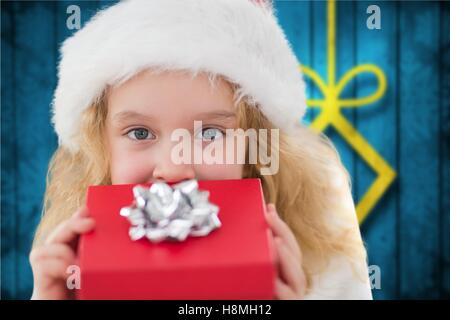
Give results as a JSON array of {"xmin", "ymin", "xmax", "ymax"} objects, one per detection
[{"xmin": 120, "ymin": 179, "xmax": 221, "ymax": 243}]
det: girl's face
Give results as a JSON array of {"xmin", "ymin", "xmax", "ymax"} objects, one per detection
[{"xmin": 105, "ymin": 70, "xmax": 244, "ymax": 184}]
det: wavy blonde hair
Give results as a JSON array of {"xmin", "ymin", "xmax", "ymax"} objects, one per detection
[{"xmin": 33, "ymin": 73, "xmax": 367, "ymax": 294}]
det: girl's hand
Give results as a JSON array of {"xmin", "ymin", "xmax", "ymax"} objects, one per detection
[
  {"xmin": 29, "ymin": 206, "xmax": 95, "ymax": 300},
  {"xmin": 265, "ymin": 203, "xmax": 307, "ymax": 300}
]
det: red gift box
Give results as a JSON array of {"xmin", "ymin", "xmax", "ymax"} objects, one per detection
[{"xmin": 78, "ymin": 178, "xmax": 275, "ymax": 299}]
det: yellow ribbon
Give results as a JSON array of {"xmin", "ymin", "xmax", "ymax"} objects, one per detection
[{"xmin": 301, "ymin": 0, "xmax": 396, "ymax": 224}]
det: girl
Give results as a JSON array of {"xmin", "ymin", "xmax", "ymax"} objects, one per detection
[{"xmin": 30, "ymin": 0, "xmax": 372, "ymax": 300}]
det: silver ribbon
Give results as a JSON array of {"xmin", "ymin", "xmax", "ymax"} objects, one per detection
[{"xmin": 120, "ymin": 179, "xmax": 221, "ymax": 242}]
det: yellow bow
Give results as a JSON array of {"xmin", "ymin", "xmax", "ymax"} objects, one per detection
[{"xmin": 301, "ymin": 0, "xmax": 396, "ymax": 224}]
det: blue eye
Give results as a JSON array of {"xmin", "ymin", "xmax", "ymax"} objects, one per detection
[
  {"xmin": 196, "ymin": 127, "xmax": 224, "ymax": 141},
  {"xmin": 126, "ymin": 128, "xmax": 155, "ymax": 140}
]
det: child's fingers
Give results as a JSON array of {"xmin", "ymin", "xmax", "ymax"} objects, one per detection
[
  {"xmin": 30, "ymin": 245, "xmax": 78, "ymax": 300},
  {"xmin": 267, "ymin": 229, "xmax": 279, "ymax": 261},
  {"xmin": 75, "ymin": 206, "xmax": 90, "ymax": 218},
  {"xmin": 30, "ymin": 243, "xmax": 76, "ymax": 266},
  {"xmin": 32, "ymin": 256, "xmax": 71, "ymax": 281},
  {"xmin": 265, "ymin": 203, "xmax": 299, "ymax": 253},
  {"xmin": 265, "ymin": 204, "xmax": 302, "ymax": 262},
  {"xmin": 274, "ymin": 278, "xmax": 297, "ymax": 300},
  {"xmin": 45, "ymin": 216, "xmax": 95, "ymax": 246},
  {"xmin": 275, "ymin": 237, "xmax": 305, "ymax": 297}
]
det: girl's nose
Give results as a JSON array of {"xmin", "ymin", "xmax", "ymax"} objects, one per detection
[{"xmin": 152, "ymin": 160, "xmax": 196, "ymax": 184}]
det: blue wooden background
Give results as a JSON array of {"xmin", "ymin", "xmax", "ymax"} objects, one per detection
[{"xmin": 1, "ymin": 0, "xmax": 449, "ymax": 299}]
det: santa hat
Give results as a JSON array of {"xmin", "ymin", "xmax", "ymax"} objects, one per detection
[{"xmin": 52, "ymin": 0, "xmax": 307, "ymax": 152}]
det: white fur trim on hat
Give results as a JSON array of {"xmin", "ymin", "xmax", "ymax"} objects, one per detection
[{"xmin": 52, "ymin": 0, "xmax": 307, "ymax": 152}]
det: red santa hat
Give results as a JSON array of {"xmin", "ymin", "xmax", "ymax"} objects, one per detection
[{"xmin": 52, "ymin": 0, "xmax": 307, "ymax": 152}]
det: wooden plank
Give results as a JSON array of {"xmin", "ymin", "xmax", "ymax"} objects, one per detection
[
  {"xmin": 398, "ymin": 1, "xmax": 440, "ymax": 299},
  {"xmin": 98, "ymin": 0, "xmax": 119, "ymax": 11},
  {"xmin": 274, "ymin": 0, "xmax": 312, "ymax": 124},
  {"xmin": 56, "ymin": 0, "xmax": 101, "ymax": 45},
  {"xmin": 329, "ymin": 0, "xmax": 358, "ymax": 201},
  {"xmin": 439, "ymin": 0, "xmax": 450, "ymax": 299},
  {"xmin": 355, "ymin": 1, "xmax": 399, "ymax": 299},
  {"xmin": 310, "ymin": 0, "xmax": 327, "ymax": 125},
  {"xmin": 14, "ymin": 0, "xmax": 57, "ymax": 299},
  {"xmin": 305, "ymin": 0, "xmax": 359, "ymax": 188},
  {"xmin": 1, "ymin": 0, "xmax": 17, "ymax": 299}
]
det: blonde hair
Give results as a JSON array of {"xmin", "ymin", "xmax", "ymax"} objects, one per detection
[{"xmin": 34, "ymin": 73, "xmax": 367, "ymax": 294}]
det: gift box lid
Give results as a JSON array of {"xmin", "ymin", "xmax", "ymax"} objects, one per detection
[{"xmin": 78, "ymin": 178, "xmax": 275, "ymax": 299}]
